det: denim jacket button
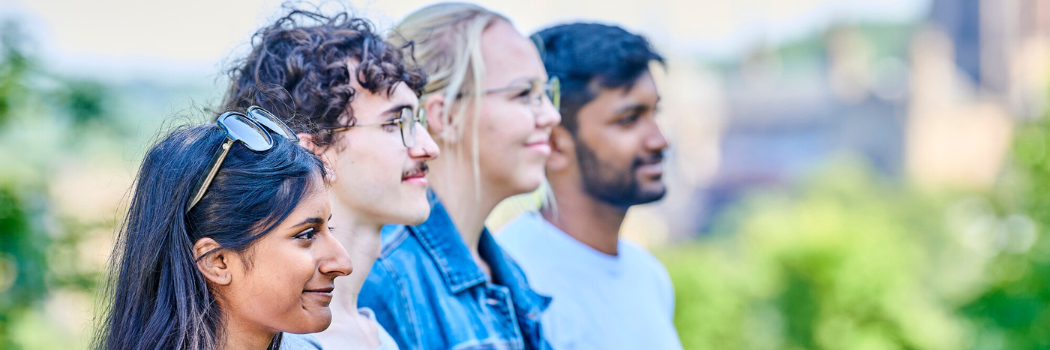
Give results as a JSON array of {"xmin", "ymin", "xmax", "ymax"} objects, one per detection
[{"xmin": 486, "ymin": 298, "xmax": 500, "ymax": 305}]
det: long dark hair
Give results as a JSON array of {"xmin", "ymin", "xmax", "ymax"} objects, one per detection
[{"xmin": 94, "ymin": 122, "xmax": 327, "ymax": 350}]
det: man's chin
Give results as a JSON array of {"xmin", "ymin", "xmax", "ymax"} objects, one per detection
[
  {"xmin": 400, "ymin": 200, "xmax": 432, "ymax": 225},
  {"xmin": 634, "ymin": 183, "xmax": 667, "ymax": 205}
]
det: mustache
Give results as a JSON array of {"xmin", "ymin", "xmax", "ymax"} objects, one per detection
[
  {"xmin": 632, "ymin": 151, "xmax": 664, "ymax": 169},
  {"xmin": 402, "ymin": 162, "xmax": 430, "ymax": 179}
]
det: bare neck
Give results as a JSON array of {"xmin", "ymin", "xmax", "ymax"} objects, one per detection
[
  {"xmin": 319, "ymin": 197, "xmax": 384, "ymax": 348},
  {"xmin": 543, "ymin": 178, "xmax": 627, "ymax": 256},
  {"xmin": 329, "ymin": 198, "xmax": 383, "ymax": 314},
  {"xmin": 427, "ymin": 153, "xmax": 506, "ymax": 271},
  {"xmin": 219, "ymin": 315, "xmax": 275, "ymax": 350}
]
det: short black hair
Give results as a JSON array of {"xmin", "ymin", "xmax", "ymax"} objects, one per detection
[{"xmin": 532, "ymin": 23, "xmax": 664, "ymax": 134}]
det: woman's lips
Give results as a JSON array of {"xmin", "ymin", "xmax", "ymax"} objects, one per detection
[
  {"xmin": 303, "ymin": 288, "xmax": 335, "ymax": 303},
  {"xmin": 526, "ymin": 141, "xmax": 551, "ymax": 156}
]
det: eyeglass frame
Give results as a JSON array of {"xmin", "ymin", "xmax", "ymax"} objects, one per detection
[
  {"xmin": 476, "ymin": 76, "xmax": 561, "ymax": 111},
  {"xmin": 186, "ymin": 106, "xmax": 299, "ymax": 213},
  {"xmin": 322, "ymin": 106, "xmax": 428, "ymax": 148}
]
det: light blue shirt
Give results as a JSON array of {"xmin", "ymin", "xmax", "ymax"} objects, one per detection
[
  {"xmin": 497, "ymin": 212, "xmax": 684, "ymax": 350},
  {"xmin": 280, "ymin": 333, "xmax": 323, "ymax": 350},
  {"xmin": 283, "ymin": 308, "xmax": 399, "ymax": 350}
]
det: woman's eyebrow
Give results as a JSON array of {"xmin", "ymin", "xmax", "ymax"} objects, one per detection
[{"xmin": 292, "ymin": 217, "xmax": 324, "ymax": 228}]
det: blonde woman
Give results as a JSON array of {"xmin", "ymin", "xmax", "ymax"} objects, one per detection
[{"xmin": 359, "ymin": 3, "xmax": 560, "ymax": 349}]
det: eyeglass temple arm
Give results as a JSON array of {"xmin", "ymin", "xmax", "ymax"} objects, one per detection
[{"xmin": 186, "ymin": 138, "xmax": 235, "ymax": 213}]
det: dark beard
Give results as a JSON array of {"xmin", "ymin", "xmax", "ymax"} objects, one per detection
[{"xmin": 574, "ymin": 138, "xmax": 666, "ymax": 209}]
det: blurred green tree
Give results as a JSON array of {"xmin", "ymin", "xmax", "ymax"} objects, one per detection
[
  {"xmin": 0, "ymin": 20, "xmax": 109, "ymax": 349},
  {"xmin": 959, "ymin": 103, "xmax": 1050, "ymax": 349},
  {"xmin": 661, "ymin": 84, "xmax": 1050, "ymax": 349},
  {"xmin": 660, "ymin": 161, "xmax": 982, "ymax": 350}
]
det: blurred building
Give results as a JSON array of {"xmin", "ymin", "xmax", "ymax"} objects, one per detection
[
  {"xmin": 674, "ymin": 0, "xmax": 1050, "ymax": 235},
  {"xmin": 909, "ymin": 0, "xmax": 1049, "ymax": 188}
]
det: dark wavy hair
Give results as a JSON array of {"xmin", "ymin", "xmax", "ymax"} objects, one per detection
[
  {"xmin": 221, "ymin": 5, "xmax": 427, "ymax": 147},
  {"xmin": 532, "ymin": 23, "xmax": 664, "ymax": 135},
  {"xmin": 93, "ymin": 122, "xmax": 327, "ymax": 350}
]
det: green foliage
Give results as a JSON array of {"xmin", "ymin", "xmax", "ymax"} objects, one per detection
[
  {"xmin": 958, "ymin": 114, "xmax": 1050, "ymax": 349},
  {"xmin": 0, "ymin": 185, "xmax": 49, "ymax": 348},
  {"xmin": 0, "ymin": 21, "xmax": 30, "ymax": 127},
  {"xmin": 661, "ymin": 163, "xmax": 976, "ymax": 350},
  {"xmin": 660, "ymin": 87, "xmax": 1050, "ymax": 349},
  {"xmin": 0, "ymin": 20, "xmax": 110, "ymax": 349}
]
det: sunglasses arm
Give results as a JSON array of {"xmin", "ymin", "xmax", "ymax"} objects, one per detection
[{"xmin": 186, "ymin": 138, "xmax": 235, "ymax": 213}]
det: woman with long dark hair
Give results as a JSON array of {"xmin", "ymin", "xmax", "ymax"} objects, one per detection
[{"xmin": 94, "ymin": 108, "xmax": 352, "ymax": 350}]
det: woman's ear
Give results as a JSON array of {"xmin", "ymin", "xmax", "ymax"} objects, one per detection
[
  {"xmin": 193, "ymin": 237, "xmax": 232, "ymax": 286},
  {"xmin": 423, "ymin": 95, "xmax": 458, "ymax": 143},
  {"xmin": 297, "ymin": 133, "xmax": 337, "ymax": 182}
]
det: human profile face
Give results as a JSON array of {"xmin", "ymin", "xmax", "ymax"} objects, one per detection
[
  {"xmin": 217, "ymin": 177, "xmax": 352, "ymax": 335},
  {"xmin": 573, "ymin": 71, "xmax": 668, "ymax": 207},
  {"xmin": 463, "ymin": 20, "xmax": 560, "ymax": 197},
  {"xmin": 322, "ymin": 73, "xmax": 440, "ymax": 226}
]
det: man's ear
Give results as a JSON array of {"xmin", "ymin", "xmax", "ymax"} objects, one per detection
[
  {"xmin": 297, "ymin": 133, "xmax": 337, "ymax": 182},
  {"xmin": 547, "ymin": 126, "xmax": 576, "ymax": 172},
  {"xmin": 423, "ymin": 95, "xmax": 458, "ymax": 143},
  {"xmin": 193, "ymin": 237, "xmax": 232, "ymax": 286}
]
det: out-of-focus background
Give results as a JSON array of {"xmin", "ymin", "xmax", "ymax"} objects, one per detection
[{"xmin": 1, "ymin": 0, "xmax": 1049, "ymax": 348}]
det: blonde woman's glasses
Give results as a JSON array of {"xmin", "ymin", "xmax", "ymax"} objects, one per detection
[{"xmin": 483, "ymin": 76, "xmax": 561, "ymax": 110}]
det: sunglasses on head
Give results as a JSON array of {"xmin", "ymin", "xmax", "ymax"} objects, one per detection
[{"xmin": 186, "ymin": 106, "xmax": 298, "ymax": 213}]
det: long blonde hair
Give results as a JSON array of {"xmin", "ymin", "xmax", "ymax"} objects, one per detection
[{"xmin": 389, "ymin": 2, "xmax": 509, "ymax": 201}]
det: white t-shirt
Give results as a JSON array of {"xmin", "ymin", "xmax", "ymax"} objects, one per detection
[{"xmin": 497, "ymin": 212, "xmax": 683, "ymax": 350}]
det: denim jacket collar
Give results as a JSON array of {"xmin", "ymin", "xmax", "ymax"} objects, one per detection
[{"xmin": 412, "ymin": 190, "xmax": 552, "ymax": 312}]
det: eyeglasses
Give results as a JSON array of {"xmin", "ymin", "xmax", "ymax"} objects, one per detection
[
  {"xmin": 483, "ymin": 76, "xmax": 561, "ymax": 111},
  {"xmin": 186, "ymin": 106, "xmax": 299, "ymax": 213},
  {"xmin": 324, "ymin": 107, "xmax": 427, "ymax": 148}
]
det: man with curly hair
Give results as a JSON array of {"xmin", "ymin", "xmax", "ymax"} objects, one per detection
[
  {"xmin": 497, "ymin": 23, "xmax": 682, "ymax": 350},
  {"xmin": 220, "ymin": 6, "xmax": 438, "ymax": 350}
]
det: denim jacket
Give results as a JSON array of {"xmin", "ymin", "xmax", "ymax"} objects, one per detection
[{"xmin": 360, "ymin": 192, "xmax": 552, "ymax": 350}]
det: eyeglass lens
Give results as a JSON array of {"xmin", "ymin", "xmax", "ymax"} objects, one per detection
[
  {"xmin": 548, "ymin": 77, "xmax": 561, "ymax": 110},
  {"xmin": 400, "ymin": 107, "xmax": 417, "ymax": 148},
  {"xmin": 528, "ymin": 78, "xmax": 561, "ymax": 110},
  {"xmin": 247, "ymin": 107, "xmax": 298, "ymax": 141},
  {"xmin": 220, "ymin": 113, "xmax": 272, "ymax": 152}
]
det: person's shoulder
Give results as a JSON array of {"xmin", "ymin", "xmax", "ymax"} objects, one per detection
[
  {"xmin": 370, "ymin": 225, "xmax": 438, "ymax": 289},
  {"xmin": 280, "ymin": 333, "xmax": 324, "ymax": 350},
  {"xmin": 496, "ymin": 212, "xmax": 548, "ymax": 243},
  {"xmin": 620, "ymin": 239, "xmax": 671, "ymax": 275},
  {"xmin": 496, "ymin": 212, "xmax": 558, "ymax": 268}
]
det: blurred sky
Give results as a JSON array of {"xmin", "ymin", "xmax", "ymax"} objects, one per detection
[{"xmin": 1, "ymin": 0, "xmax": 930, "ymax": 84}]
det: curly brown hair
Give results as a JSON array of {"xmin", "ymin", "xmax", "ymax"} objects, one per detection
[{"xmin": 221, "ymin": 6, "xmax": 426, "ymax": 147}]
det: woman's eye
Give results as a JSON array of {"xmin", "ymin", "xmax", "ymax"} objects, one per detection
[
  {"xmin": 294, "ymin": 228, "xmax": 317, "ymax": 240},
  {"xmin": 515, "ymin": 89, "xmax": 531, "ymax": 100}
]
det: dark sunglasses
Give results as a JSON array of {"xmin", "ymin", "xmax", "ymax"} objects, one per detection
[{"xmin": 186, "ymin": 106, "xmax": 298, "ymax": 212}]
